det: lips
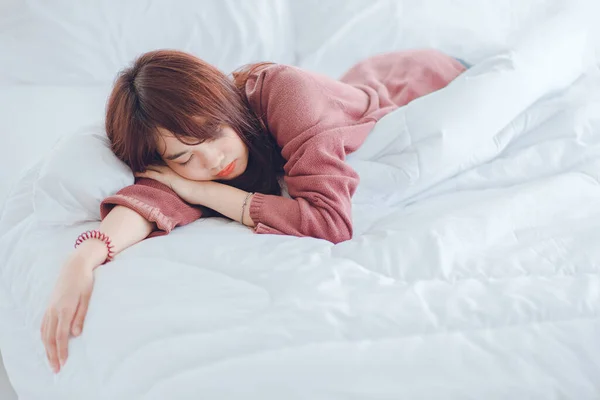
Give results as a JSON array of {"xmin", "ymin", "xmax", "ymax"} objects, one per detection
[{"xmin": 216, "ymin": 160, "xmax": 236, "ymax": 178}]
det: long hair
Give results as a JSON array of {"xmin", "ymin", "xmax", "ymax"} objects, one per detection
[{"xmin": 105, "ymin": 49, "xmax": 285, "ymax": 199}]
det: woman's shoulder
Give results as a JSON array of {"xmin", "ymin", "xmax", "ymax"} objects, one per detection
[
  {"xmin": 244, "ymin": 63, "xmax": 312, "ymax": 91},
  {"xmin": 235, "ymin": 62, "xmax": 300, "ymax": 90},
  {"xmin": 243, "ymin": 63, "xmax": 328, "ymax": 116}
]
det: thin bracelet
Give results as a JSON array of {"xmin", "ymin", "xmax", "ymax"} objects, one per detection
[{"xmin": 241, "ymin": 192, "xmax": 254, "ymax": 225}]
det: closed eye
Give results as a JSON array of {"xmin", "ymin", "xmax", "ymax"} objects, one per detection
[{"xmin": 178, "ymin": 154, "xmax": 194, "ymax": 166}]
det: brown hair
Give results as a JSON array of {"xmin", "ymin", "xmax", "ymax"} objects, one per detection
[{"xmin": 105, "ymin": 49, "xmax": 285, "ymax": 198}]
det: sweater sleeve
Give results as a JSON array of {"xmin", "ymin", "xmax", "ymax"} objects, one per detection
[
  {"xmin": 245, "ymin": 65, "xmax": 371, "ymax": 244},
  {"xmin": 100, "ymin": 178, "xmax": 203, "ymax": 238}
]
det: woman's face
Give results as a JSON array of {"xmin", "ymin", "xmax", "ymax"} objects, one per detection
[{"xmin": 156, "ymin": 125, "xmax": 249, "ymax": 181}]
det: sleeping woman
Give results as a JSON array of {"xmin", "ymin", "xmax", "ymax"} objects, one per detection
[{"xmin": 40, "ymin": 48, "xmax": 467, "ymax": 373}]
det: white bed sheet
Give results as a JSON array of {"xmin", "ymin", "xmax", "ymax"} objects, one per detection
[
  {"xmin": 0, "ymin": 352, "xmax": 17, "ymax": 400},
  {"xmin": 1, "ymin": 15, "xmax": 599, "ymax": 399}
]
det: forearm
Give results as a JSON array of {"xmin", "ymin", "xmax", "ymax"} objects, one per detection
[
  {"xmin": 74, "ymin": 205, "xmax": 155, "ymax": 269},
  {"xmin": 189, "ymin": 182, "xmax": 255, "ymax": 227}
]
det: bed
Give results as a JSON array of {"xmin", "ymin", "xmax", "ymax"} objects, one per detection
[{"xmin": 1, "ymin": 1, "xmax": 600, "ymax": 399}]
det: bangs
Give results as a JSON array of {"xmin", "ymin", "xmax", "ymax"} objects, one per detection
[
  {"xmin": 116, "ymin": 110, "xmax": 226, "ymax": 173},
  {"xmin": 161, "ymin": 116, "xmax": 224, "ymax": 146},
  {"xmin": 133, "ymin": 114, "xmax": 225, "ymax": 170}
]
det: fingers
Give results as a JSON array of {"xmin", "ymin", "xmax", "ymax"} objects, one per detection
[
  {"xmin": 44, "ymin": 311, "xmax": 60, "ymax": 373},
  {"xmin": 135, "ymin": 170, "xmax": 159, "ymax": 180},
  {"xmin": 40, "ymin": 311, "xmax": 48, "ymax": 340},
  {"xmin": 41, "ymin": 312, "xmax": 52, "ymax": 363},
  {"xmin": 71, "ymin": 289, "xmax": 92, "ymax": 337},
  {"xmin": 56, "ymin": 306, "xmax": 76, "ymax": 369},
  {"xmin": 135, "ymin": 166, "xmax": 165, "ymax": 176},
  {"xmin": 135, "ymin": 170, "xmax": 171, "ymax": 189}
]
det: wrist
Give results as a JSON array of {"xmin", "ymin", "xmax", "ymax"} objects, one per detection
[
  {"xmin": 189, "ymin": 180, "xmax": 215, "ymax": 204},
  {"xmin": 71, "ymin": 239, "xmax": 109, "ymax": 270}
]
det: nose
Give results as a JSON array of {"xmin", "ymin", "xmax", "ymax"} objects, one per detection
[{"xmin": 199, "ymin": 148, "xmax": 224, "ymax": 173}]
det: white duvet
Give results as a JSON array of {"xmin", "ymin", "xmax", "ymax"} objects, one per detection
[{"xmin": 1, "ymin": 15, "xmax": 599, "ymax": 400}]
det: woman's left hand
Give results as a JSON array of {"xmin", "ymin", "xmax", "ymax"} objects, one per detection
[{"xmin": 135, "ymin": 166, "xmax": 201, "ymax": 204}]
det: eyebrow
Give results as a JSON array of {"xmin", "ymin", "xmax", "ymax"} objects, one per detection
[{"xmin": 164, "ymin": 150, "xmax": 190, "ymax": 161}]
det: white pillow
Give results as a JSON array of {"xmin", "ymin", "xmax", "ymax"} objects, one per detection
[
  {"xmin": 33, "ymin": 128, "xmax": 133, "ymax": 226},
  {"xmin": 0, "ymin": 85, "xmax": 111, "ymax": 207},
  {"xmin": 0, "ymin": 0, "xmax": 294, "ymax": 85}
]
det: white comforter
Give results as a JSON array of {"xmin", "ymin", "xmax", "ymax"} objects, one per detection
[{"xmin": 1, "ymin": 15, "xmax": 599, "ymax": 400}]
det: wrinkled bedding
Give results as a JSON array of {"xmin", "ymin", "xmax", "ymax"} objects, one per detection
[{"xmin": 1, "ymin": 14, "xmax": 600, "ymax": 400}]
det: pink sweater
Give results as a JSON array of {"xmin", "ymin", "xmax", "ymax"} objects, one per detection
[{"xmin": 100, "ymin": 49, "xmax": 466, "ymax": 243}]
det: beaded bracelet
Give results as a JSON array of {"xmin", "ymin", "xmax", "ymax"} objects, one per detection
[{"xmin": 74, "ymin": 230, "xmax": 115, "ymax": 263}]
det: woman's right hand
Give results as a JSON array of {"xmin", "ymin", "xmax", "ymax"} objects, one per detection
[
  {"xmin": 40, "ymin": 240, "xmax": 107, "ymax": 374},
  {"xmin": 39, "ymin": 205, "xmax": 156, "ymax": 374}
]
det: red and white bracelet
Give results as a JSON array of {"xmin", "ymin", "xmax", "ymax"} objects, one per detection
[{"xmin": 74, "ymin": 230, "xmax": 115, "ymax": 263}]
